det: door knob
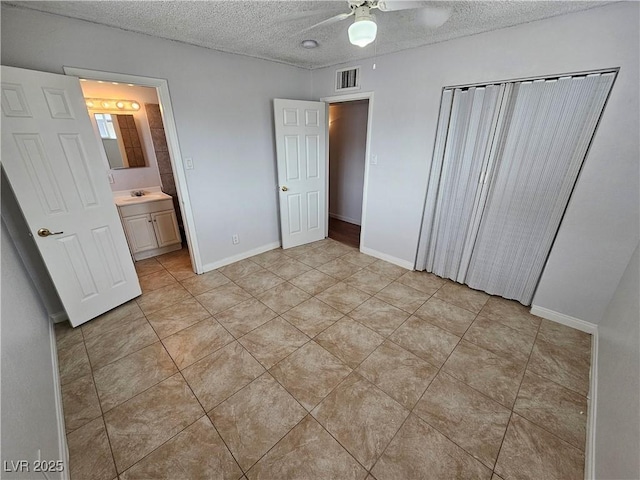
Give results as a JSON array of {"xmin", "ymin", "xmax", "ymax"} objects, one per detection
[
  {"xmin": 37, "ymin": 228, "xmax": 64, "ymax": 237},
  {"xmin": 281, "ymin": 186, "xmax": 288, "ymax": 192}
]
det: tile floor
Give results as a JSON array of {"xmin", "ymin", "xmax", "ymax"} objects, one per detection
[{"xmin": 55, "ymin": 239, "xmax": 591, "ymax": 480}]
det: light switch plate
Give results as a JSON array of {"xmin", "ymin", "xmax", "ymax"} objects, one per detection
[{"xmin": 184, "ymin": 157, "xmax": 194, "ymax": 170}]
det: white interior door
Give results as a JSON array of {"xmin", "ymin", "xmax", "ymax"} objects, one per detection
[
  {"xmin": 274, "ymin": 99, "xmax": 327, "ymax": 249},
  {"xmin": 1, "ymin": 65, "xmax": 141, "ymax": 327}
]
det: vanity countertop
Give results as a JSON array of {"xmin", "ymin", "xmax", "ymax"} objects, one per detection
[{"xmin": 113, "ymin": 188, "xmax": 172, "ymax": 207}]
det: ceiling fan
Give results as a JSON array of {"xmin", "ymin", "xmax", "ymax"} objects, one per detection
[{"xmin": 301, "ymin": 1, "xmax": 452, "ymax": 48}]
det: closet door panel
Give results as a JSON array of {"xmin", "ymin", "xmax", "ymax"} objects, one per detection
[{"xmin": 466, "ymin": 73, "xmax": 615, "ymax": 304}]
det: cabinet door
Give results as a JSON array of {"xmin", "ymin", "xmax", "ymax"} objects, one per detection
[
  {"xmin": 151, "ymin": 210, "xmax": 181, "ymax": 248},
  {"xmin": 123, "ymin": 214, "xmax": 158, "ymax": 253}
]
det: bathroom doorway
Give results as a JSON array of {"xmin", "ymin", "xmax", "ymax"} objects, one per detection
[{"xmin": 64, "ymin": 67, "xmax": 202, "ymax": 275}]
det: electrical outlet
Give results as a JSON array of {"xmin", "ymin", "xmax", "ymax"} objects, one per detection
[
  {"xmin": 232, "ymin": 234, "xmax": 239, "ymax": 245},
  {"xmin": 184, "ymin": 157, "xmax": 194, "ymax": 170},
  {"xmin": 370, "ymin": 154, "xmax": 378, "ymax": 165}
]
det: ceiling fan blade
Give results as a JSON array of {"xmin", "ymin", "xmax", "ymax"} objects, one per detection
[
  {"xmin": 299, "ymin": 11, "xmax": 354, "ymax": 34},
  {"xmin": 415, "ymin": 5, "xmax": 452, "ymax": 28},
  {"xmin": 376, "ymin": 1, "xmax": 431, "ymax": 12}
]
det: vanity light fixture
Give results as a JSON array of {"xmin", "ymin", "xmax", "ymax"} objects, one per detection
[{"xmin": 85, "ymin": 98, "xmax": 142, "ymax": 112}]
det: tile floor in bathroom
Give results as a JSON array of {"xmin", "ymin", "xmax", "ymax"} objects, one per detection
[{"xmin": 55, "ymin": 238, "xmax": 591, "ymax": 480}]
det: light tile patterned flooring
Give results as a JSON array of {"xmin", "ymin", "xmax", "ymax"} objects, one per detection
[{"xmin": 55, "ymin": 239, "xmax": 591, "ymax": 480}]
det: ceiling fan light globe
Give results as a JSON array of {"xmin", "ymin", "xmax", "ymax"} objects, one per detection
[{"xmin": 348, "ymin": 19, "xmax": 377, "ymax": 47}]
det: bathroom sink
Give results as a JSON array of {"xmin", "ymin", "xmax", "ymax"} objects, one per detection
[{"xmin": 114, "ymin": 192, "xmax": 171, "ymax": 206}]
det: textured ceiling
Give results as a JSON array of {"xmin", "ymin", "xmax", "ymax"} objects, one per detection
[{"xmin": 8, "ymin": 1, "xmax": 609, "ymax": 69}]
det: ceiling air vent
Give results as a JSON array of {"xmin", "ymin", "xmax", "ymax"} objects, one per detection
[{"xmin": 335, "ymin": 66, "xmax": 361, "ymax": 92}]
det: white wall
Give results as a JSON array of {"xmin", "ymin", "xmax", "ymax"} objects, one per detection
[
  {"xmin": 329, "ymin": 101, "xmax": 368, "ymax": 225},
  {"xmin": 1, "ymin": 222, "xmax": 65, "ymax": 480},
  {"xmin": 80, "ymin": 81, "xmax": 163, "ymax": 191},
  {"xmin": 595, "ymin": 243, "xmax": 640, "ymax": 479},
  {"xmin": 311, "ymin": 2, "xmax": 639, "ymax": 323},
  {"xmin": 1, "ymin": 5, "xmax": 312, "ymax": 269}
]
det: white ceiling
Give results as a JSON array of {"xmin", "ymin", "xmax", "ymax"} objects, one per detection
[{"xmin": 8, "ymin": 1, "xmax": 609, "ymax": 69}]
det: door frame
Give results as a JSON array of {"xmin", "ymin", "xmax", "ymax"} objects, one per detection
[
  {"xmin": 320, "ymin": 91, "xmax": 374, "ymax": 250},
  {"xmin": 63, "ymin": 67, "xmax": 203, "ymax": 273}
]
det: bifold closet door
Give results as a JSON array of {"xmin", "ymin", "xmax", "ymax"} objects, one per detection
[
  {"xmin": 465, "ymin": 73, "xmax": 615, "ymax": 304},
  {"xmin": 423, "ymin": 84, "xmax": 506, "ymax": 281}
]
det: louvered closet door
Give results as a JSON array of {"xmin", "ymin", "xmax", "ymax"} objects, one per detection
[
  {"xmin": 465, "ymin": 73, "xmax": 615, "ymax": 304},
  {"xmin": 424, "ymin": 84, "xmax": 506, "ymax": 281}
]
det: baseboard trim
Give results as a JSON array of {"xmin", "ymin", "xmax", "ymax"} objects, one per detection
[
  {"xmin": 529, "ymin": 305, "xmax": 598, "ymax": 334},
  {"xmin": 360, "ymin": 246, "xmax": 414, "ymax": 270},
  {"xmin": 329, "ymin": 212, "xmax": 361, "ymax": 226},
  {"xmin": 201, "ymin": 242, "xmax": 281, "ymax": 272},
  {"xmin": 50, "ymin": 311, "xmax": 68, "ymax": 324},
  {"xmin": 49, "ymin": 320, "xmax": 69, "ymax": 479},
  {"xmin": 585, "ymin": 328, "xmax": 599, "ymax": 480}
]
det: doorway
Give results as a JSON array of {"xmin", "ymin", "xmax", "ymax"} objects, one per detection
[
  {"xmin": 64, "ymin": 67, "xmax": 202, "ymax": 275},
  {"xmin": 326, "ymin": 97, "xmax": 371, "ymax": 249}
]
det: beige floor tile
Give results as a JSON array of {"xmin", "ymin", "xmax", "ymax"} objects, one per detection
[
  {"xmin": 58, "ymin": 340, "xmax": 91, "ymax": 385},
  {"xmin": 136, "ymin": 283, "xmax": 192, "ymax": 315},
  {"xmin": 265, "ymin": 257, "xmax": 312, "ymax": 280},
  {"xmin": 164, "ymin": 257, "xmax": 197, "ymax": 281},
  {"xmin": 289, "ymin": 269, "xmax": 338, "ymax": 295},
  {"xmin": 210, "ymin": 373, "xmax": 307, "ymax": 471},
  {"xmin": 315, "ymin": 318, "xmax": 384, "ymax": 368},
  {"xmin": 442, "ymin": 340, "xmax": 525, "ymax": 408},
  {"xmin": 195, "ymin": 283, "xmax": 252, "ymax": 315},
  {"xmin": 247, "ymin": 415, "xmax": 366, "ymax": 480},
  {"xmin": 67, "ymin": 417, "xmax": 116, "ymax": 480},
  {"xmin": 463, "ymin": 315, "xmax": 536, "ymax": 365},
  {"xmin": 312, "ymin": 373, "xmax": 408, "ymax": 469},
  {"xmin": 317, "ymin": 258, "xmax": 363, "ymax": 280},
  {"xmin": 365, "ymin": 260, "xmax": 408, "ymax": 280},
  {"xmin": 356, "ymin": 340, "xmax": 438, "ymax": 409},
  {"xmin": 139, "ymin": 269, "xmax": 177, "ymax": 293},
  {"xmin": 528, "ymin": 338, "xmax": 590, "ymax": 396},
  {"xmin": 54, "ymin": 321, "xmax": 83, "ymax": 351},
  {"xmin": 236, "ymin": 269, "xmax": 286, "ymax": 296},
  {"xmin": 282, "ymin": 243, "xmax": 320, "ymax": 259},
  {"xmin": 270, "ymin": 341, "xmax": 352, "ymax": 411},
  {"xmin": 120, "ymin": 416, "xmax": 242, "ymax": 480},
  {"xmin": 182, "ymin": 342, "xmax": 265, "ymax": 411},
  {"xmin": 93, "ymin": 342, "xmax": 177, "ymax": 412},
  {"xmin": 134, "ymin": 257, "xmax": 165, "ymax": 277},
  {"xmin": 104, "ymin": 374, "xmax": 203, "ymax": 473},
  {"xmin": 415, "ymin": 297, "xmax": 477, "ymax": 336},
  {"xmin": 180, "ymin": 270, "xmax": 230, "ymax": 295},
  {"xmin": 397, "ymin": 270, "xmax": 446, "ymax": 294},
  {"xmin": 514, "ymin": 371, "xmax": 588, "ymax": 450},
  {"xmin": 257, "ymin": 282, "xmax": 311, "ymax": 314},
  {"xmin": 494, "ymin": 414, "xmax": 585, "ymax": 480},
  {"xmin": 281, "ymin": 298, "xmax": 343, "ymax": 337},
  {"xmin": 161, "ymin": 317, "xmax": 234, "ymax": 369},
  {"xmin": 215, "ymin": 298, "xmax": 278, "ymax": 337},
  {"xmin": 371, "ymin": 414, "xmax": 491, "ymax": 480},
  {"xmin": 218, "ymin": 258, "xmax": 264, "ymax": 281},
  {"xmin": 155, "ymin": 248, "xmax": 190, "ymax": 267},
  {"xmin": 84, "ymin": 317, "xmax": 159, "ymax": 370},
  {"xmin": 348, "ymin": 297, "xmax": 409, "ymax": 336},
  {"xmin": 239, "ymin": 317, "xmax": 309, "ymax": 369},
  {"xmin": 316, "ymin": 282, "xmax": 371, "ymax": 314},
  {"xmin": 374, "ymin": 282, "xmax": 430, "ymax": 314},
  {"xmin": 146, "ymin": 297, "xmax": 210, "ymax": 339},
  {"xmin": 389, "ymin": 316, "xmax": 460, "ymax": 367},
  {"xmin": 319, "ymin": 240, "xmax": 355, "ymax": 257},
  {"xmin": 414, "ymin": 372, "xmax": 511, "ymax": 468},
  {"xmin": 82, "ymin": 300, "xmax": 144, "ymax": 341},
  {"xmin": 297, "ymin": 249, "xmax": 341, "ymax": 268},
  {"xmin": 251, "ymin": 248, "xmax": 289, "ymax": 268},
  {"xmin": 537, "ymin": 319, "xmax": 591, "ymax": 354},
  {"xmin": 61, "ymin": 373, "xmax": 102, "ymax": 432},
  {"xmin": 344, "ymin": 269, "xmax": 393, "ymax": 295},
  {"xmin": 433, "ymin": 282, "xmax": 490, "ymax": 313},
  {"xmin": 479, "ymin": 297, "xmax": 541, "ymax": 337},
  {"xmin": 341, "ymin": 251, "xmax": 378, "ymax": 268}
]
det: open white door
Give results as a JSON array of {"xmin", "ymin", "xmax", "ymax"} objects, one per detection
[
  {"xmin": 1, "ymin": 66, "xmax": 141, "ymax": 327},
  {"xmin": 273, "ymin": 99, "xmax": 327, "ymax": 249}
]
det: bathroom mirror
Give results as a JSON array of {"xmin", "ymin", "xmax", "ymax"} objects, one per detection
[{"xmin": 94, "ymin": 113, "xmax": 146, "ymax": 169}]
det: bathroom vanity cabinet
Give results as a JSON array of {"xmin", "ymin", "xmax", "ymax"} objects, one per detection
[{"xmin": 117, "ymin": 196, "xmax": 182, "ymax": 260}]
